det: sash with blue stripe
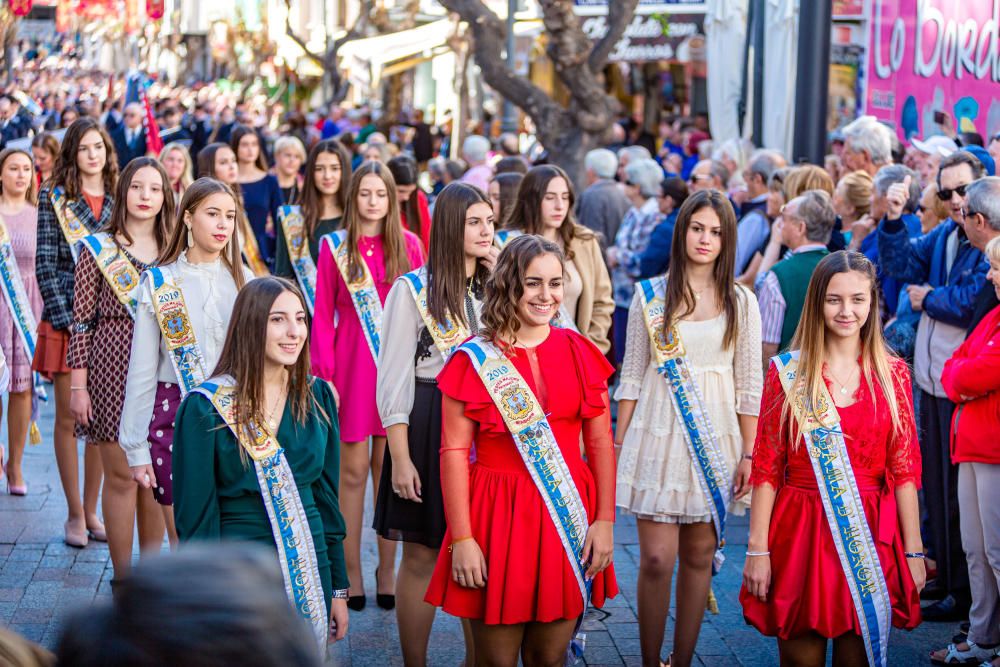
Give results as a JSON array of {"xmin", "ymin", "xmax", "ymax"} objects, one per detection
[
  {"xmin": 50, "ymin": 186, "xmax": 90, "ymax": 263},
  {"xmin": 77, "ymin": 232, "xmax": 142, "ymax": 319},
  {"xmin": 459, "ymin": 337, "xmax": 591, "ymax": 605},
  {"xmin": 193, "ymin": 375, "xmax": 328, "ymax": 651},
  {"xmin": 400, "ymin": 267, "xmax": 469, "ymax": 360},
  {"xmin": 637, "ymin": 277, "xmax": 730, "ymax": 573},
  {"xmin": 321, "ymin": 230, "xmax": 382, "ymax": 362},
  {"xmin": 774, "ymin": 351, "xmax": 891, "ymax": 667},
  {"xmin": 145, "ymin": 266, "xmax": 208, "ymax": 396},
  {"xmin": 493, "ymin": 228, "xmax": 522, "ymax": 249},
  {"xmin": 277, "ymin": 205, "xmax": 317, "ymax": 314}
]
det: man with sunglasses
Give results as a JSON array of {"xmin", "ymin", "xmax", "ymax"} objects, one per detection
[{"xmin": 877, "ymin": 150, "xmax": 989, "ymax": 622}]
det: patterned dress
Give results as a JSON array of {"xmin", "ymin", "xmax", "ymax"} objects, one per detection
[
  {"xmin": 0, "ymin": 206, "xmax": 42, "ymax": 393},
  {"xmin": 68, "ymin": 244, "xmax": 149, "ymax": 443}
]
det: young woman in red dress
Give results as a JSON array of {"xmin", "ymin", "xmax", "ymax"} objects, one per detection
[
  {"xmin": 425, "ymin": 234, "xmax": 617, "ymax": 665},
  {"xmin": 740, "ymin": 250, "xmax": 925, "ymax": 666}
]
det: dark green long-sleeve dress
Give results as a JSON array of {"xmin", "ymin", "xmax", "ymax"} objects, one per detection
[
  {"xmin": 274, "ymin": 216, "xmax": 341, "ymax": 280},
  {"xmin": 173, "ymin": 378, "xmax": 349, "ymax": 608}
]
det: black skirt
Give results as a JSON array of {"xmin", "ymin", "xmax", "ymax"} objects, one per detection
[{"xmin": 373, "ymin": 379, "xmax": 447, "ymax": 549}]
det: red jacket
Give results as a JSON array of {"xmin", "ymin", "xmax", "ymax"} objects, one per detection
[{"xmin": 941, "ymin": 302, "xmax": 1000, "ymax": 464}]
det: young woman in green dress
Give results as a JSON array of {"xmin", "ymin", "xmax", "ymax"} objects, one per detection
[{"xmin": 172, "ymin": 276, "xmax": 350, "ymax": 645}]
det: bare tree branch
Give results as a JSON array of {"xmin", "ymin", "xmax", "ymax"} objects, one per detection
[{"xmin": 589, "ymin": 0, "xmax": 639, "ymax": 72}]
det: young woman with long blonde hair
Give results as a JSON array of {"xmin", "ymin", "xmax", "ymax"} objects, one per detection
[
  {"xmin": 0, "ymin": 148, "xmax": 40, "ymax": 496},
  {"xmin": 120, "ymin": 177, "xmax": 252, "ymax": 546},
  {"xmin": 741, "ymin": 251, "xmax": 924, "ymax": 667},
  {"xmin": 311, "ymin": 161, "xmax": 425, "ymax": 611}
]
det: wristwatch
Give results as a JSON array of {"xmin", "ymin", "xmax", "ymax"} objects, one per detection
[{"xmin": 332, "ymin": 588, "xmax": 349, "ymax": 600}]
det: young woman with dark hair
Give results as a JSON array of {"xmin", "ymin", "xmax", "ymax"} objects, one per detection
[
  {"xmin": 120, "ymin": 177, "xmax": 253, "ymax": 547},
  {"xmin": 231, "ymin": 125, "xmax": 283, "ymax": 267},
  {"xmin": 487, "ymin": 172, "xmax": 523, "ymax": 230},
  {"xmin": 387, "ymin": 155, "xmax": 431, "ymax": 252},
  {"xmin": 741, "ymin": 251, "xmax": 923, "ymax": 667},
  {"xmin": 374, "ymin": 182, "xmax": 496, "ymax": 664},
  {"xmin": 31, "ymin": 131, "xmax": 59, "ymax": 188},
  {"xmin": 35, "ymin": 116, "xmax": 118, "ymax": 546},
  {"xmin": 274, "ymin": 139, "xmax": 352, "ymax": 309},
  {"xmin": 499, "ymin": 165, "xmax": 614, "ymax": 353},
  {"xmin": 0, "ymin": 148, "xmax": 40, "ymax": 495},
  {"xmin": 615, "ymin": 189, "xmax": 762, "ymax": 667},
  {"xmin": 198, "ymin": 141, "xmax": 268, "ymax": 276},
  {"xmin": 311, "ymin": 161, "xmax": 425, "ymax": 611},
  {"xmin": 173, "ymin": 277, "xmax": 350, "ymax": 648},
  {"xmin": 425, "ymin": 233, "xmax": 617, "ymax": 665},
  {"xmin": 68, "ymin": 157, "xmax": 173, "ymax": 581}
]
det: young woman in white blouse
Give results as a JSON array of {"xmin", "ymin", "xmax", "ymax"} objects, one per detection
[
  {"xmin": 614, "ymin": 190, "xmax": 763, "ymax": 667},
  {"xmin": 374, "ymin": 182, "xmax": 496, "ymax": 665},
  {"xmin": 120, "ymin": 177, "xmax": 252, "ymax": 544}
]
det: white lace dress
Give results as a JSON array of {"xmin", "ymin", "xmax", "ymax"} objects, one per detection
[{"xmin": 615, "ymin": 285, "xmax": 763, "ymax": 523}]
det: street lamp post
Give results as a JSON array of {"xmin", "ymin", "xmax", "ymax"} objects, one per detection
[
  {"xmin": 792, "ymin": 0, "xmax": 833, "ymax": 165},
  {"xmin": 500, "ymin": 0, "xmax": 518, "ymax": 134}
]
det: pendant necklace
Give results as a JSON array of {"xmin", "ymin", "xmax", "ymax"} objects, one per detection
[
  {"xmin": 361, "ymin": 237, "xmax": 376, "ymax": 257},
  {"xmin": 828, "ymin": 363, "xmax": 859, "ymax": 396}
]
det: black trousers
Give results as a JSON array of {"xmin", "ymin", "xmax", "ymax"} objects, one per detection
[{"xmin": 920, "ymin": 390, "xmax": 969, "ymax": 596}]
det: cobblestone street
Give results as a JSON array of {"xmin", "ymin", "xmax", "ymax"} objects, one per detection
[{"xmin": 1, "ymin": 397, "xmax": 956, "ymax": 665}]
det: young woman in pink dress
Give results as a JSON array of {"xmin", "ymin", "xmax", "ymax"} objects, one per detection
[{"xmin": 312, "ymin": 161, "xmax": 425, "ymax": 611}]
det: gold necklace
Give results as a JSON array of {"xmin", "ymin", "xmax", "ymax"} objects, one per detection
[
  {"xmin": 264, "ymin": 389, "xmax": 287, "ymax": 430},
  {"xmin": 827, "ymin": 363, "xmax": 859, "ymax": 396}
]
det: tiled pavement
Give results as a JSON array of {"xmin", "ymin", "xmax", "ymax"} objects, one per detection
[{"xmin": 1, "ymin": 396, "xmax": 956, "ymax": 665}]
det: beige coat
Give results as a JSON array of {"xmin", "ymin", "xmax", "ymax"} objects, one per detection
[{"xmin": 568, "ymin": 232, "xmax": 614, "ymax": 354}]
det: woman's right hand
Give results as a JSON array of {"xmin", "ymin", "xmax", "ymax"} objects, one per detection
[
  {"xmin": 130, "ymin": 464, "xmax": 158, "ymax": 490},
  {"xmin": 69, "ymin": 388, "xmax": 92, "ymax": 427},
  {"xmin": 451, "ymin": 539, "xmax": 487, "ymax": 588},
  {"xmin": 743, "ymin": 554, "xmax": 771, "ymax": 602},
  {"xmin": 391, "ymin": 456, "xmax": 422, "ymax": 503}
]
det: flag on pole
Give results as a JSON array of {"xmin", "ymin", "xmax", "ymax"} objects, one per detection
[{"xmin": 125, "ymin": 71, "xmax": 163, "ymax": 156}]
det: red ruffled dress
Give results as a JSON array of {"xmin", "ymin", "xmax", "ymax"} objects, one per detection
[
  {"xmin": 425, "ymin": 327, "xmax": 619, "ymax": 623},
  {"xmin": 740, "ymin": 358, "xmax": 922, "ymax": 639}
]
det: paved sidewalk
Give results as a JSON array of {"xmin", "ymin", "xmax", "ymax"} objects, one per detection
[{"xmin": 1, "ymin": 397, "xmax": 956, "ymax": 665}]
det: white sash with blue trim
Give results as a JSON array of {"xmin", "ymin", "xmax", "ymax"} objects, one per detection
[
  {"xmin": 0, "ymin": 217, "xmax": 38, "ymax": 361},
  {"xmin": 144, "ymin": 266, "xmax": 208, "ymax": 396},
  {"xmin": 77, "ymin": 232, "xmax": 142, "ymax": 319},
  {"xmin": 400, "ymin": 267, "xmax": 469, "ymax": 360},
  {"xmin": 774, "ymin": 351, "xmax": 891, "ymax": 667},
  {"xmin": 278, "ymin": 205, "xmax": 317, "ymax": 314},
  {"xmin": 321, "ymin": 230, "xmax": 382, "ymax": 362},
  {"xmin": 50, "ymin": 186, "xmax": 90, "ymax": 263},
  {"xmin": 459, "ymin": 336, "xmax": 591, "ymax": 605},
  {"xmin": 193, "ymin": 375, "xmax": 328, "ymax": 650},
  {"xmin": 637, "ymin": 277, "xmax": 730, "ymax": 573}
]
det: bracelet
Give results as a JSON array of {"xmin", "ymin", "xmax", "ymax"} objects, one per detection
[
  {"xmin": 745, "ymin": 550, "xmax": 770, "ymax": 557},
  {"xmin": 331, "ymin": 588, "xmax": 350, "ymax": 599},
  {"xmin": 448, "ymin": 536, "xmax": 474, "ymax": 553},
  {"xmin": 70, "ymin": 386, "xmax": 88, "ymax": 391},
  {"xmin": 904, "ymin": 552, "xmax": 925, "ymax": 559},
  {"xmin": 741, "ymin": 453, "xmax": 753, "ymax": 461}
]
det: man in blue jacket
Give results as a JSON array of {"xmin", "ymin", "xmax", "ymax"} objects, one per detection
[{"xmin": 877, "ymin": 150, "xmax": 987, "ymax": 621}]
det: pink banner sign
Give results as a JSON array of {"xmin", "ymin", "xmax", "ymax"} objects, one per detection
[{"xmin": 865, "ymin": 0, "xmax": 1000, "ymax": 141}]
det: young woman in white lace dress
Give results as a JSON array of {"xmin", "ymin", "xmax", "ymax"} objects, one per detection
[{"xmin": 614, "ymin": 190, "xmax": 763, "ymax": 667}]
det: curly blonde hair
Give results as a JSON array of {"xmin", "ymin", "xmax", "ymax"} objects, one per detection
[{"xmin": 481, "ymin": 234, "xmax": 564, "ymax": 352}]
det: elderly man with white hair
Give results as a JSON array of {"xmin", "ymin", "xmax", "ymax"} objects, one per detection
[
  {"xmin": 607, "ymin": 157, "xmax": 666, "ymax": 362},
  {"xmin": 459, "ymin": 135, "xmax": 493, "ymax": 191},
  {"xmin": 110, "ymin": 102, "xmax": 148, "ymax": 170},
  {"xmin": 577, "ymin": 148, "xmax": 632, "ymax": 249},
  {"xmin": 841, "ymin": 115, "xmax": 894, "ymax": 177}
]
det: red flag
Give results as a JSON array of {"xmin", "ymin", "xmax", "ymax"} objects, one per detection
[
  {"xmin": 146, "ymin": 0, "xmax": 164, "ymax": 20},
  {"xmin": 142, "ymin": 90, "xmax": 163, "ymax": 155},
  {"xmin": 10, "ymin": 0, "xmax": 32, "ymax": 17}
]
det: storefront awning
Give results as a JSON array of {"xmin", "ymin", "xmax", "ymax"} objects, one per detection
[{"xmin": 338, "ymin": 19, "xmax": 453, "ymax": 88}]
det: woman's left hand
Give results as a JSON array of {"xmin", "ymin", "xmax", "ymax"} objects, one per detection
[
  {"xmin": 582, "ymin": 519, "xmax": 614, "ymax": 579},
  {"xmin": 732, "ymin": 457, "xmax": 753, "ymax": 500},
  {"xmin": 906, "ymin": 556, "xmax": 926, "ymax": 593},
  {"xmin": 328, "ymin": 597, "xmax": 349, "ymax": 642}
]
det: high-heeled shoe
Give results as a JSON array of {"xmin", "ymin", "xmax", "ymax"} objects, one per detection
[
  {"xmin": 375, "ymin": 566, "xmax": 395, "ymax": 610},
  {"xmin": 64, "ymin": 521, "xmax": 88, "ymax": 549},
  {"xmin": 4, "ymin": 463, "xmax": 26, "ymax": 496},
  {"xmin": 346, "ymin": 594, "xmax": 366, "ymax": 612}
]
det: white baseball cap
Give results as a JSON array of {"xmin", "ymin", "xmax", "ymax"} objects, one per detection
[{"xmin": 911, "ymin": 135, "xmax": 959, "ymax": 157}]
